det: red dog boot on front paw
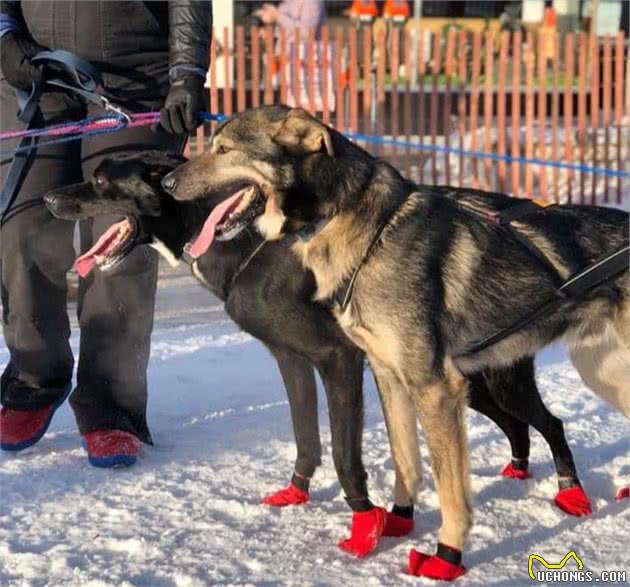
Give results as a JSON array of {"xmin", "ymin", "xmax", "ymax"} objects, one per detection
[
  {"xmin": 501, "ymin": 458, "xmax": 531, "ymax": 480},
  {"xmin": 261, "ymin": 483, "xmax": 309, "ymax": 506},
  {"xmin": 338, "ymin": 506, "xmax": 386, "ymax": 557},
  {"xmin": 616, "ymin": 487, "xmax": 630, "ymax": 501},
  {"xmin": 408, "ymin": 543, "xmax": 466, "ymax": 581},
  {"xmin": 554, "ymin": 484, "xmax": 592, "ymax": 516},
  {"xmin": 83, "ymin": 429, "xmax": 141, "ymax": 468},
  {"xmin": 383, "ymin": 505, "xmax": 414, "ymax": 537}
]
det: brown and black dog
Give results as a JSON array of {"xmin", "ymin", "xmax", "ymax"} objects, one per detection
[{"xmin": 162, "ymin": 106, "xmax": 629, "ymax": 579}]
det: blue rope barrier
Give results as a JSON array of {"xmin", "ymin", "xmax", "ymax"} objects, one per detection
[
  {"xmin": 343, "ymin": 132, "xmax": 630, "ymax": 180},
  {"xmin": 2, "ymin": 111, "xmax": 628, "ymax": 180}
]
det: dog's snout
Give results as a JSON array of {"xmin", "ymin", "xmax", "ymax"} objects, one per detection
[{"xmin": 161, "ymin": 172, "xmax": 178, "ymax": 195}]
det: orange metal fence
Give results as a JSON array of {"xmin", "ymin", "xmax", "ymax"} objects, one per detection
[{"xmin": 189, "ymin": 26, "xmax": 629, "ymax": 206}]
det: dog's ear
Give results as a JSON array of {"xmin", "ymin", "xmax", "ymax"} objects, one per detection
[{"xmin": 272, "ymin": 108, "xmax": 334, "ymax": 157}]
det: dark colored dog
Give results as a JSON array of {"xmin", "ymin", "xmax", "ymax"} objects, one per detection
[
  {"xmin": 46, "ymin": 151, "xmax": 589, "ymax": 568},
  {"xmin": 162, "ymin": 106, "xmax": 629, "ymax": 578}
]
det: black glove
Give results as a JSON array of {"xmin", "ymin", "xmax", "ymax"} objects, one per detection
[
  {"xmin": 0, "ymin": 32, "xmax": 45, "ymax": 92},
  {"xmin": 160, "ymin": 74, "xmax": 206, "ymax": 135}
]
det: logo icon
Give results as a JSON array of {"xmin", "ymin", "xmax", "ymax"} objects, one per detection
[{"xmin": 528, "ymin": 550, "xmax": 584, "ymax": 580}]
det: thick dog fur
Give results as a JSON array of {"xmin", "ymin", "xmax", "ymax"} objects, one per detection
[
  {"xmin": 44, "ymin": 152, "xmax": 588, "ymax": 523},
  {"xmin": 164, "ymin": 106, "xmax": 629, "ymax": 555}
]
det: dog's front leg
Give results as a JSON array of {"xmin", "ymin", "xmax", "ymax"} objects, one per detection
[
  {"xmin": 371, "ymin": 363, "xmax": 422, "ymax": 538},
  {"xmin": 261, "ymin": 346, "xmax": 321, "ymax": 506},
  {"xmin": 409, "ymin": 362, "xmax": 471, "ymax": 581}
]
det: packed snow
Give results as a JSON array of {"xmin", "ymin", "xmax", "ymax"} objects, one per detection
[{"xmin": 1, "ymin": 263, "xmax": 629, "ymax": 587}]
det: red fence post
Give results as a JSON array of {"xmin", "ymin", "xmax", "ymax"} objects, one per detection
[
  {"xmin": 483, "ymin": 30, "xmax": 493, "ymax": 191},
  {"xmin": 430, "ymin": 29, "xmax": 441, "ymax": 184},
  {"xmin": 602, "ymin": 35, "xmax": 612, "ymax": 204},
  {"xmin": 349, "ymin": 26, "xmax": 359, "ymax": 133},
  {"xmin": 236, "ymin": 26, "xmax": 246, "ymax": 112},
  {"xmin": 390, "ymin": 25, "xmax": 401, "ymax": 170},
  {"xmin": 223, "ymin": 27, "xmax": 233, "ymax": 117},
  {"xmin": 564, "ymin": 33, "xmax": 574, "ymax": 203},
  {"xmin": 335, "ymin": 26, "xmax": 345, "ymax": 132},
  {"xmin": 511, "ymin": 31, "xmax": 522, "ymax": 196},
  {"xmin": 537, "ymin": 31, "xmax": 548, "ymax": 201},
  {"xmin": 279, "ymin": 27, "xmax": 288, "ymax": 105},
  {"xmin": 362, "ymin": 26, "xmax": 373, "ymax": 147},
  {"xmin": 469, "ymin": 31, "xmax": 481, "ymax": 189},
  {"xmin": 251, "ymin": 26, "xmax": 260, "ymax": 108},
  {"xmin": 551, "ymin": 33, "xmax": 560, "ymax": 202},
  {"xmin": 590, "ymin": 35, "xmax": 600, "ymax": 205},
  {"xmin": 444, "ymin": 28, "xmax": 456, "ymax": 187},
  {"xmin": 524, "ymin": 32, "xmax": 535, "ymax": 199},
  {"xmin": 497, "ymin": 31, "xmax": 509, "ymax": 193},
  {"xmin": 403, "ymin": 26, "xmax": 413, "ymax": 178},
  {"xmin": 457, "ymin": 29, "xmax": 467, "ymax": 188},
  {"xmin": 264, "ymin": 26, "xmax": 275, "ymax": 106},
  {"xmin": 615, "ymin": 32, "xmax": 624, "ymax": 205},
  {"xmin": 418, "ymin": 27, "xmax": 426, "ymax": 183},
  {"xmin": 577, "ymin": 32, "xmax": 587, "ymax": 205},
  {"xmin": 321, "ymin": 26, "xmax": 330, "ymax": 124}
]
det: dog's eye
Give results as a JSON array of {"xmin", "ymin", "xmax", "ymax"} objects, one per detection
[{"xmin": 216, "ymin": 144, "xmax": 231, "ymax": 155}]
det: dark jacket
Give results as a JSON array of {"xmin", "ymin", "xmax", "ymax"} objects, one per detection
[{"xmin": 0, "ymin": 1, "xmax": 211, "ymax": 98}]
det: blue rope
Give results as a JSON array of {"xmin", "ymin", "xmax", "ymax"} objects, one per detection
[
  {"xmin": 2, "ymin": 111, "xmax": 628, "ymax": 180},
  {"xmin": 344, "ymin": 132, "xmax": 630, "ymax": 180}
]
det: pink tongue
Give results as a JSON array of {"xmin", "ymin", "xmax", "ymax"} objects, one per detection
[
  {"xmin": 74, "ymin": 219, "xmax": 129, "ymax": 278},
  {"xmin": 190, "ymin": 191, "xmax": 248, "ymax": 258}
]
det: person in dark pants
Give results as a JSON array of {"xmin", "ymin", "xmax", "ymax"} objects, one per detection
[{"xmin": 0, "ymin": 1, "xmax": 212, "ymax": 466}]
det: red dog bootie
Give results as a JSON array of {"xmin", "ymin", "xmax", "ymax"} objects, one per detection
[
  {"xmin": 554, "ymin": 485, "xmax": 592, "ymax": 516},
  {"xmin": 501, "ymin": 459, "xmax": 531, "ymax": 480},
  {"xmin": 338, "ymin": 507, "xmax": 386, "ymax": 557},
  {"xmin": 383, "ymin": 505, "xmax": 415, "ymax": 537},
  {"xmin": 261, "ymin": 483, "xmax": 309, "ymax": 506},
  {"xmin": 408, "ymin": 543, "xmax": 466, "ymax": 581},
  {"xmin": 83, "ymin": 430, "xmax": 141, "ymax": 468},
  {"xmin": 616, "ymin": 487, "xmax": 630, "ymax": 501}
]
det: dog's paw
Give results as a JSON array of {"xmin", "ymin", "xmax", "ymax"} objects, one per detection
[
  {"xmin": 338, "ymin": 507, "xmax": 385, "ymax": 557},
  {"xmin": 408, "ymin": 548, "xmax": 466, "ymax": 581},
  {"xmin": 383, "ymin": 511, "xmax": 414, "ymax": 537},
  {"xmin": 501, "ymin": 461, "xmax": 531, "ymax": 480},
  {"xmin": 261, "ymin": 483, "xmax": 309, "ymax": 507},
  {"xmin": 554, "ymin": 486, "xmax": 592, "ymax": 516},
  {"xmin": 615, "ymin": 487, "xmax": 629, "ymax": 501}
]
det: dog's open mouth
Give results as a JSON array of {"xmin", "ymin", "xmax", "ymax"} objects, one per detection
[
  {"xmin": 190, "ymin": 185, "xmax": 264, "ymax": 258},
  {"xmin": 74, "ymin": 217, "xmax": 139, "ymax": 278}
]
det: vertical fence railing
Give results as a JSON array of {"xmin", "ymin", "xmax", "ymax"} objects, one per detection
[{"xmin": 194, "ymin": 26, "xmax": 629, "ymax": 206}]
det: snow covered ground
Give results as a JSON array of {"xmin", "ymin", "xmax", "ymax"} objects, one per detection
[{"xmin": 1, "ymin": 263, "xmax": 629, "ymax": 587}]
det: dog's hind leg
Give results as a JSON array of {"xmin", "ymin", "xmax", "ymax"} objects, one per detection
[
  {"xmin": 570, "ymin": 324, "xmax": 630, "ymax": 418},
  {"xmin": 484, "ymin": 358, "xmax": 591, "ymax": 516},
  {"xmin": 261, "ymin": 346, "xmax": 321, "ymax": 506},
  {"xmin": 315, "ymin": 344, "xmax": 369, "ymax": 505},
  {"xmin": 467, "ymin": 371, "xmax": 531, "ymax": 479}
]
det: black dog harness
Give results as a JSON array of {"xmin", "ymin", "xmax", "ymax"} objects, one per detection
[
  {"xmin": 332, "ymin": 193, "xmax": 629, "ymax": 358},
  {"xmin": 452, "ymin": 199, "xmax": 629, "ymax": 358}
]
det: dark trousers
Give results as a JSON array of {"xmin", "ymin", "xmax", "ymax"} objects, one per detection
[{"xmin": 0, "ymin": 82, "xmax": 184, "ymax": 442}]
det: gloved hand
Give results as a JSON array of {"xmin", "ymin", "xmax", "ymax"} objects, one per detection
[
  {"xmin": 0, "ymin": 32, "xmax": 45, "ymax": 92},
  {"xmin": 160, "ymin": 74, "xmax": 206, "ymax": 135}
]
